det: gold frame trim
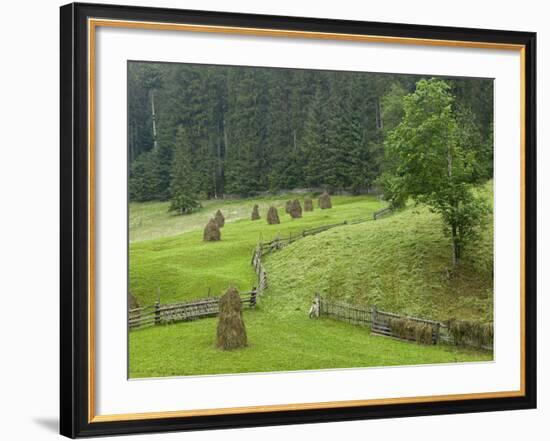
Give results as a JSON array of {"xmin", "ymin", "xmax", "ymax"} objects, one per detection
[{"xmin": 87, "ymin": 18, "xmax": 527, "ymax": 424}]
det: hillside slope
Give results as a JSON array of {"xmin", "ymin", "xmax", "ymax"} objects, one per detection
[{"xmin": 264, "ymin": 184, "xmax": 493, "ymax": 322}]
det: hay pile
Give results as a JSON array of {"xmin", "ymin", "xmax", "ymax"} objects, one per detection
[
  {"xmin": 203, "ymin": 218, "xmax": 221, "ymax": 241},
  {"xmin": 318, "ymin": 192, "xmax": 332, "ymax": 209},
  {"xmin": 303, "ymin": 198, "xmax": 313, "ymax": 212},
  {"xmin": 214, "ymin": 209, "xmax": 225, "ymax": 227},
  {"xmin": 266, "ymin": 206, "xmax": 280, "ymax": 224},
  {"xmin": 251, "ymin": 204, "xmax": 260, "ymax": 220},
  {"xmin": 216, "ymin": 287, "xmax": 247, "ymax": 350},
  {"xmin": 289, "ymin": 199, "xmax": 302, "ymax": 218},
  {"xmin": 285, "ymin": 200, "xmax": 292, "ymax": 214},
  {"xmin": 448, "ymin": 319, "xmax": 493, "ymax": 348},
  {"xmin": 389, "ymin": 318, "xmax": 434, "ymax": 345}
]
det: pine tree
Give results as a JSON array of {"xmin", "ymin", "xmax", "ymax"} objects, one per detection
[{"xmin": 169, "ymin": 126, "xmax": 200, "ymax": 215}]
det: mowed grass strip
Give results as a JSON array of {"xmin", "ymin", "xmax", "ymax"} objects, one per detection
[{"xmin": 129, "ymin": 308, "xmax": 491, "ymax": 378}]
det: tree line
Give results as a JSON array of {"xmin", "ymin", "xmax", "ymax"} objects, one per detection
[{"xmin": 128, "ymin": 62, "xmax": 493, "ymax": 204}]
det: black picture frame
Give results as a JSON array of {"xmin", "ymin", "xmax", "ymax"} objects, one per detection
[{"xmin": 60, "ymin": 2, "xmax": 537, "ymax": 438}]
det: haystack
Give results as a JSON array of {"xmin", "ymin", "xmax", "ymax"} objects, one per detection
[
  {"xmin": 289, "ymin": 199, "xmax": 302, "ymax": 218},
  {"xmin": 216, "ymin": 287, "xmax": 247, "ymax": 350},
  {"xmin": 318, "ymin": 192, "xmax": 332, "ymax": 209},
  {"xmin": 214, "ymin": 209, "xmax": 225, "ymax": 227},
  {"xmin": 203, "ymin": 218, "xmax": 221, "ymax": 241},
  {"xmin": 251, "ymin": 204, "xmax": 260, "ymax": 220},
  {"xmin": 266, "ymin": 206, "xmax": 280, "ymax": 225},
  {"xmin": 285, "ymin": 200, "xmax": 292, "ymax": 214},
  {"xmin": 303, "ymin": 198, "xmax": 314, "ymax": 212}
]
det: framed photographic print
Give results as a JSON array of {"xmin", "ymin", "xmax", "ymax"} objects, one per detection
[{"xmin": 60, "ymin": 2, "xmax": 537, "ymax": 438}]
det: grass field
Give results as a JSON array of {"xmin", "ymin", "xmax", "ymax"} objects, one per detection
[
  {"xmin": 129, "ymin": 194, "xmax": 384, "ymax": 306},
  {"xmin": 128, "ymin": 187, "xmax": 493, "ymax": 378}
]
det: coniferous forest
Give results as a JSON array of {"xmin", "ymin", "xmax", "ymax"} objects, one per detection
[{"xmin": 128, "ymin": 62, "xmax": 493, "ymax": 202}]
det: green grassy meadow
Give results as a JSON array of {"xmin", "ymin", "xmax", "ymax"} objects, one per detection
[
  {"xmin": 129, "ymin": 188, "xmax": 494, "ymax": 378},
  {"xmin": 129, "ymin": 194, "xmax": 383, "ymax": 305}
]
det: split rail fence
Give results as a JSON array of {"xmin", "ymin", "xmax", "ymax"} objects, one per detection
[
  {"xmin": 129, "ymin": 290, "xmax": 257, "ymax": 330},
  {"xmin": 312, "ymin": 294, "xmax": 492, "ymax": 350}
]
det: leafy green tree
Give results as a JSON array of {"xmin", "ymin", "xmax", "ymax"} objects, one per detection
[
  {"xmin": 169, "ymin": 127, "xmax": 200, "ymax": 215},
  {"xmin": 384, "ymin": 79, "xmax": 489, "ymax": 266}
]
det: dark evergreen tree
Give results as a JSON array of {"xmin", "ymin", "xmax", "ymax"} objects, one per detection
[
  {"xmin": 127, "ymin": 62, "xmax": 493, "ymax": 202},
  {"xmin": 168, "ymin": 126, "xmax": 200, "ymax": 214}
]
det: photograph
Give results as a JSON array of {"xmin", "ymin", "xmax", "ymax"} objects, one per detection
[{"xmin": 127, "ymin": 61, "xmax": 495, "ymax": 379}]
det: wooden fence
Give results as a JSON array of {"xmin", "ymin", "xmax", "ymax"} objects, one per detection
[
  {"xmin": 316, "ymin": 295, "xmax": 372, "ymax": 326},
  {"xmin": 373, "ymin": 206, "xmax": 392, "ymax": 220},
  {"xmin": 251, "ymin": 247, "xmax": 268, "ymax": 295},
  {"xmin": 129, "ymin": 291, "xmax": 257, "ymax": 330},
  {"xmin": 312, "ymin": 294, "xmax": 492, "ymax": 350},
  {"xmin": 370, "ymin": 306, "xmax": 441, "ymax": 345}
]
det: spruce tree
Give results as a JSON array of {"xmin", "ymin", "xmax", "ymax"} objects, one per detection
[{"xmin": 169, "ymin": 126, "xmax": 200, "ymax": 215}]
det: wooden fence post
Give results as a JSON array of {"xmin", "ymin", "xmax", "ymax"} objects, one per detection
[
  {"xmin": 250, "ymin": 289, "xmax": 257, "ymax": 308},
  {"xmin": 434, "ymin": 322, "xmax": 441, "ymax": 345},
  {"xmin": 309, "ymin": 292, "xmax": 321, "ymax": 319},
  {"xmin": 371, "ymin": 305, "xmax": 378, "ymax": 326},
  {"xmin": 155, "ymin": 287, "xmax": 161, "ymax": 325},
  {"xmin": 315, "ymin": 292, "xmax": 321, "ymax": 318}
]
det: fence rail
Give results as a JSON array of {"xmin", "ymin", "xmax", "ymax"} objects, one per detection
[
  {"xmin": 311, "ymin": 294, "xmax": 492, "ymax": 350},
  {"xmin": 373, "ymin": 206, "xmax": 392, "ymax": 220},
  {"xmin": 370, "ymin": 307, "xmax": 441, "ymax": 345},
  {"xmin": 129, "ymin": 291, "xmax": 257, "ymax": 330}
]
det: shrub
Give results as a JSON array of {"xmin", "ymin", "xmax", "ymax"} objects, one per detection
[
  {"xmin": 216, "ymin": 287, "xmax": 247, "ymax": 350},
  {"xmin": 318, "ymin": 192, "xmax": 332, "ymax": 209},
  {"xmin": 304, "ymin": 198, "xmax": 313, "ymax": 211},
  {"xmin": 203, "ymin": 218, "xmax": 221, "ymax": 241},
  {"xmin": 289, "ymin": 199, "xmax": 302, "ymax": 218},
  {"xmin": 214, "ymin": 209, "xmax": 225, "ymax": 227},
  {"xmin": 251, "ymin": 204, "xmax": 260, "ymax": 220},
  {"xmin": 266, "ymin": 206, "xmax": 280, "ymax": 224}
]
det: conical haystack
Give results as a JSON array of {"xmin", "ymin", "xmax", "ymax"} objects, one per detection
[
  {"xmin": 214, "ymin": 209, "xmax": 225, "ymax": 227},
  {"xmin": 285, "ymin": 200, "xmax": 292, "ymax": 214},
  {"xmin": 318, "ymin": 192, "xmax": 332, "ymax": 209},
  {"xmin": 203, "ymin": 218, "xmax": 221, "ymax": 241},
  {"xmin": 304, "ymin": 198, "xmax": 314, "ymax": 212},
  {"xmin": 216, "ymin": 287, "xmax": 247, "ymax": 350},
  {"xmin": 266, "ymin": 206, "xmax": 280, "ymax": 225},
  {"xmin": 289, "ymin": 199, "xmax": 302, "ymax": 218},
  {"xmin": 251, "ymin": 204, "xmax": 260, "ymax": 220}
]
